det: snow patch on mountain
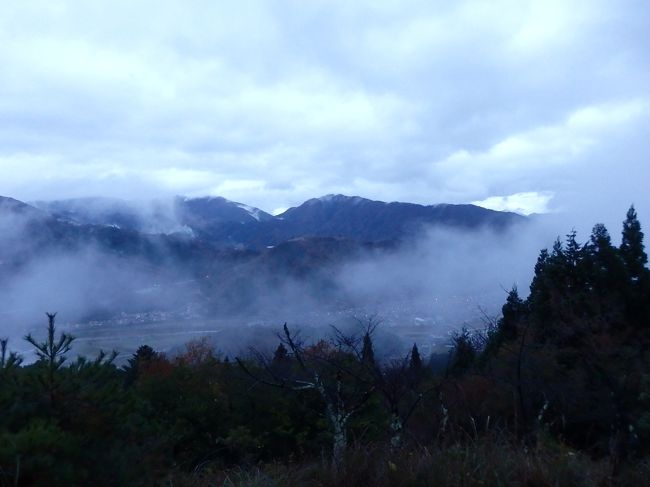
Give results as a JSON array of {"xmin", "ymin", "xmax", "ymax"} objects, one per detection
[
  {"xmin": 236, "ymin": 203, "xmax": 264, "ymax": 221},
  {"xmin": 316, "ymin": 194, "xmax": 378, "ymax": 205}
]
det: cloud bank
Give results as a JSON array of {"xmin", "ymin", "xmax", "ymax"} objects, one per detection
[{"xmin": 0, "ymin": 0, "xmax": 648, "ymax": 226}]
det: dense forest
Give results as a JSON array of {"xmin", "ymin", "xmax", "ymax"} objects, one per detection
[{"xmin": 1, "ymin": 207, "xmax": 649, "ymax": 486}]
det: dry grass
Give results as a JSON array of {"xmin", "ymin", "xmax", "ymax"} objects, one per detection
[{"xmin": 167, "ymin": 437, "xmax": 650, "ymax": 487}]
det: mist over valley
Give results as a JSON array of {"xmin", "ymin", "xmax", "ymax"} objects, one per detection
[{"xmin": 1, "ymin": 192, "xmax": 545, "ymax": 360}]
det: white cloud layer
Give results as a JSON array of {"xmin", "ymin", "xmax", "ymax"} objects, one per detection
[
  {"xmin": 473, "ymin": 192, "xmax": 555, "ymax": 215},
  {"xmin": 0, "ymin": 0, "xmax": 648, "ymax": 226}
]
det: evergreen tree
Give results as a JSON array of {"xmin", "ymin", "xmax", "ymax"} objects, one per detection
[
  {"xmin": 408, "ymin": 343, "xmax": 423, "ymax": 385},
  {"xmin": 550, "ymin": 238, "xmax": 566, "ymax": 265},
  {"xmin": 481, "ymin": 286, "xmax": 528, "ymax": 360},
  {"xmin": 272, "ymin": 343, "xmax": 289, "ymax": 364},
  {"xmin": 565, "ymin": 229, "xmax": 582, "ymax": 269},
  {"xmin": 619, "ymin": 206, "xmax": 650, "ymax": 327},
  {"xmin": 564, "ymin": 229, "xmax": 588, "ymax": 292},
  {"xmin": 499, "ymin": 286, "xmax": 525, "ymax": 342},
  {"xmin": 0, "ymin": 338, "xmax": 22, "ymax": 374},
  {"xmin": 24, "ymin": 312, "xmax": 74, "ymax": 406},
  {"xmin": 123, "ymin": 344, "xmax": 158, "ymax": 387},
  {"xmin": 544, "ymin": 238, "xmax": 569, "ymax": 298},
  {"xmin": 361, "ymin": 332, "xmax": 376, "ymax": 366},
  {"xmin": 528, "ymin": 247, "xmax": 561, "ymax": 342},
  {"xmin": 24, "ymin": 313, "xmax": 74, "ymax": 367},
  {"xmin": 271, "ymin": 343, "xmax": 292, "ymax": 375},
  {"xmin": 586, "ymin": 224, "xmax": 626, "ymax": 290},
  {"xmin": 579, "ymin": 224, "xmax": 626, "ymax": 330},
  {"xmin": 409, "ymin": 343, "xmax": 422, "ymax": 374},
  {"xmin": 534, "ymin": 248, "xmax": 550, "ymax": 278},
  {"xmin": 620, "ymin": 205, "xmax": 648, "ymax": 281},
  {"xmin": 528, "ymin": 248, "xmax": 550, "ymax": 305},
  {"xmin": 449, "ymin": 327, "xmax": 476, "ymax": 375},
  {"xmin": 589, "ymin": 224, "xmax": 613, "ymax": 255}
]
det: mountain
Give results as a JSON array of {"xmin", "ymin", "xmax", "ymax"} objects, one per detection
[
  {"xmin": 200, "ymin": 194, "xmax": 526, "ymax": 248},
  {"xmin": 31, "ymin": 196, "xmax": 275, "ymax": 238},
  {"xmin": 173, "ymin": 196, "xmax": 276, "ymax": 244},
  {"xmin": 1, "ymin": 196, "xmax": 75, "ymax": 266},
  {"xmin": 28, "ymin": 193, "xmax": 526, "ymax": 250},
  {"xmin": 9, "ymin": 193, "xmax": 529, "ymax": 261},
  {"xmin": 1, "ymin": 196, "xmax": 230, "ymax": 274},
  {"xmin": 0, "ymin": 195, "xmax": 258, "ymax": 319},
  {"xmin": 31, "ymin": 197, "xmax": 153, "ymax": 232},
  {"xmin": 175, "ymin": 196, "xmax": 274, "ymax": 226},
  {"xmin": 1, "ymin": 195, "xmax": 48, "ymax": 217},
  {"xmin": 276, "ymin": 194, "xmax": 525, "ymax": 242}
]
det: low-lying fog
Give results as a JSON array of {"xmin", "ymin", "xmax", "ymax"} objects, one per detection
[{"xmin": 0, "ymin": 207, "xmax": 583, "ymax": 364}]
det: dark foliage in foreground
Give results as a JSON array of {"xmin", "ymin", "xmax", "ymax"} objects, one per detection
[{"xmin": 0, "ymin": 207, "xmax": 649, "ymax": 486}]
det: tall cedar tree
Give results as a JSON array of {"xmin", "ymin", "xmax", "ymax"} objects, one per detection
[
  {"xmin": 586, "ymin": 224, "xmax": 627, "ymax": 323},
  {"xmin": 361, "ymin": 332, "xmax": 376, "ymax": 366},
  {"xmin": 621, "ymin": 205, "xmax": 648, "ymax": 280},
  {"xmin": 409, "ymin": 343, "xmax": 422, "ymax": 373},
  {"xmin": 123, "ymin": 344, "xmax": 159, "ymax": 387},
  {"xmin": 449, "ymin": 327, "xmax": 476, "ymax": 375},
  {"xmin": 499, "ymin": 287, "xmax": 525, "ymax": 343},
  {"xmin": 408, "ymin": 343, "xmax": 423, "ymax": 386},
  {"xmin": 620, "ymin": 205, "xmax": 650, "ymax": 327}
]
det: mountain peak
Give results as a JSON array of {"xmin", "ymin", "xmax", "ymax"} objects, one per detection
[
  {"xmin": 0, "ymin": 196, "xmax": 46, "ymax": 217},
  {"xmin": 176, "ymin": 195, "xmax": 274, "ymax": 226},
  {"xmin": 305, "ymin": 194, "xmax": 372, "ymax": 205}
]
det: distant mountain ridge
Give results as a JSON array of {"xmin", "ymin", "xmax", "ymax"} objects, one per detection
[
  {"xmin": 1, "ymin": 195, "xmax": 226, "ymax": 277},
  {"xmin": 31, "ymin": 196, "xmax": 275, "ymax": 236},
  {"xmin": 278, "ymin": 194, "xmax": 523, "ymax": 241},
  {"xmin": 29, "ymin": 193, "xmax": 526, "ymax": 249}
]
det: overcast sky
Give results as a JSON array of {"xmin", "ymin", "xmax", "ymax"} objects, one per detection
[{"xmin": 0, "ymin": 0, "xmax": 648, "ymax": 225}]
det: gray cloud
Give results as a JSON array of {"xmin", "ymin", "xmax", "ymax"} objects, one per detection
[{"xmin": 0, "ymin": 0, "xmax": 648, "ymax": 223}]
